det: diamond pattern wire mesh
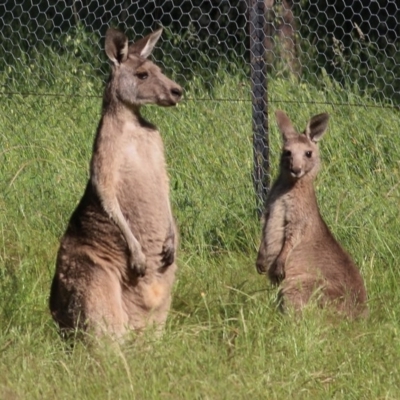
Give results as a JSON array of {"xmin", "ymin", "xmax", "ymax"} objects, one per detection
[{"xmin": 1, "ymin": 1, "xmax": 399, "ymax": 214}]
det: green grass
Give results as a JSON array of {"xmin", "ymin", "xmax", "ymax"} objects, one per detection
[{"xmin": 1, "ymin": 61, "xmax": 400, "ymax": 399}]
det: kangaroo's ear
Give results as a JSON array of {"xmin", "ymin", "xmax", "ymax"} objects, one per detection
[
  {"xmin": 105, "ymin": 28, "xmax": 129, "ymax": 65},
  {"xmin": 129, "ymin": 28, "xmax": 163, "ymax": 59},
  {"xmin": 275, "ymin": 110, "xmax": 297, "ymax": 141},
  {"xmin": 305, "ymin": 113, "xmax": 330, "ymax": 142}
]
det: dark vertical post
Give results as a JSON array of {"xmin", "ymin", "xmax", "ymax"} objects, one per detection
[{"xmin": 249, "ymin": 0, "xmax": 269, "ymax": 216}]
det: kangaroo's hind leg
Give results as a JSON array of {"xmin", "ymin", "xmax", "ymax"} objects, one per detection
[
  {"xmin": 83, "ymin": 266, "xmax": 129, "ymax": 339},
  {"xmin": 278, "ymin": 274, "xmax": 321, "ymax": 314}
]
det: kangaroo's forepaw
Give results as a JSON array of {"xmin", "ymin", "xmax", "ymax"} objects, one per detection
[
  {"xmin": 160, "ymin": 227, "xmax": 175, "ymax": 268},
  {"xmin": 256, "ymin": 254, "xmax": 268, "ymax": 274},
  {"xmin": 268, "ymin": 259, "xmax": 285, "ymax": 286},
  {"xmin": 129, "ymin": 250, "xmax": 147, "ymax": 277},
  {"xmin": 161, "ymin": 241, "xmax": 175, "ymax": 268}
]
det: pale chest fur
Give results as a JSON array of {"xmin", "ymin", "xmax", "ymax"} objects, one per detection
[
  {"xmin": 117, "ymin": 122, "xmax": 171, "ymax": 220},
  {"xmin": 118, "ymin": 122, "xmax": 169, "ymax": 190}
]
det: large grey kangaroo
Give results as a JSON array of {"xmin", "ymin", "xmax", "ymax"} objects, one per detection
[
  {"xmin": 49, "ymin": 27, "xmax": 183, "ymax": 338},
  {"xmin": 256, "ymin": 110, "xmax": 367, "ymax": 317}
]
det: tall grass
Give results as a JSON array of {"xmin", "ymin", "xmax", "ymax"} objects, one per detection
[{"xmin": 1, "ymin": 50, "xmax": 400, "ymax": 398}]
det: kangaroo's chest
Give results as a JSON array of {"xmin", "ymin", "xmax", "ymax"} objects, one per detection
[
  {"xmin": 121, "ymin": 130, "xmax": 166, "ymax": 176},
  {"xmin": 116, "ymin": 129, "xmax": 171, "ymax": 228},
  {"xmin": 118, "ymin": 128, "xmax": 169, "ymax": 192}
]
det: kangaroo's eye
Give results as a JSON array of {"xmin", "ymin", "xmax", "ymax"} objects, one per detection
[
  {"xmin": 137, "ymin": 72, "xmax": 148, "ymax": 80},
  {"xmin": 283, "ymin": 150, "xmax": 291, "ymax": 157},
  {"xmin": 305, "ymin": 151, "xmax": 312, "ymax": 158}
]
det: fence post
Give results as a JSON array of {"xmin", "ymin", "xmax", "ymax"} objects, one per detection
[{"xmin": 249, "ymin": 0, "xmax": 269, "ymax": 217}]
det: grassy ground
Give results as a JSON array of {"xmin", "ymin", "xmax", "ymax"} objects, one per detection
[{"xmin": 1, "ymin": 62, "xmax": 400, "ymax": 398}]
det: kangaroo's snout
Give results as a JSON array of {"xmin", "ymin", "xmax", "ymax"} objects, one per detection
[
  {"xmin": 171, "ymin": 86, "xmax": 183, "ymax": 99},
  {"xmin": 167, "ymin": 84, "xmax": 183, "ymax": 106},
  {"xmin": 289, "ymin": 166, "xmax": 302, "ymax": 178}
]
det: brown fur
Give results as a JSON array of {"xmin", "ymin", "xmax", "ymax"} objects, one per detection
[
  {"xmin": 256, "ymin": 110, "xmax": 367, "ymax": 317},
  {"xmin": 49, "ymin": 28, "xmax": 183, "ymax": 339}
]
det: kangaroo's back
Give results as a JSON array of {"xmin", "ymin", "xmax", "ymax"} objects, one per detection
[{"xmin": 256, "ymin": 110, "xmax": 367, "ymax": 317}]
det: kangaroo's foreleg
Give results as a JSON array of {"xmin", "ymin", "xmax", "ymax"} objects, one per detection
[
  {"xmin": 269, "ymin": 218, "xmax": 305, "ymax": 285},
  {"xmin": 256, "ymin": 245, "xmax": 268, "ymax": 275},
  {"xmin": 161, "ymin": 220, "xmax": 176, "ymax": 268},
  {"xmin": 91, "ymin": 170, "xmax": 146, "ymax": 276},
  {"xmin": 256, "ymin": 209, "xmax": 270, "ymax": 275},
  {"xmin": 269, "ymin": 239, "xmax": 290, "ymax": 285}
]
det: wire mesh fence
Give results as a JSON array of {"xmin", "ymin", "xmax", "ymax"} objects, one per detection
[{"xmin": 1, "ymin": 0, "xmax": 399, "ymax": 215}]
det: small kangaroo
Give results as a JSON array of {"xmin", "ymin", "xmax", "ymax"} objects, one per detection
[
  {"xmin": 49, "ymin": 27, "xmax": 183, "ymax": 338},
  {"xmin": 256, "ymin": 110, "xmax": 367, "ymax": 317}
]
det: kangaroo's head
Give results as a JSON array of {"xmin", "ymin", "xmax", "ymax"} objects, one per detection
[
  {"xmin": 275, "ymin": 110, "xmax": 329, "ymax": 182},
  {"xmin": 104, "ymin": 28, "xmax": 183, "ymax": 108}
]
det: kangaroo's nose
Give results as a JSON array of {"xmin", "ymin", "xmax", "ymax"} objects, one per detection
[
  {"xmin": 290, "ymin": 167, "xmax": 302, "ymax": 177},
  {"xmin": 171, "ymin": 86, "xmax": 183, "ymax": 99}
]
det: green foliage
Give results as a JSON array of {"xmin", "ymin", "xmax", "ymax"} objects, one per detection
[
  {"xmin": 0, "ymin": 25, "xmax": 103, "ymax": 95},
  {"xmin": 1, "ymin": 49, "xmax": 400, "ymax": 398}
]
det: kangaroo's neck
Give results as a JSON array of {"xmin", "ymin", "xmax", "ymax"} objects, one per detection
[
  {"xmin": 91, "ymin": 103, "xmax": 157, "ymax": 156},
  {"xmin": 274, "ymin": 173, "xmax": 318, "ymax": 206},
  {"xmin": 104, "ymin": 104, "xmax": 152, "ymax": 128},
  {"xmin": 292, "ymin": 179, "xmax": 318, "ymax": 206}
]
